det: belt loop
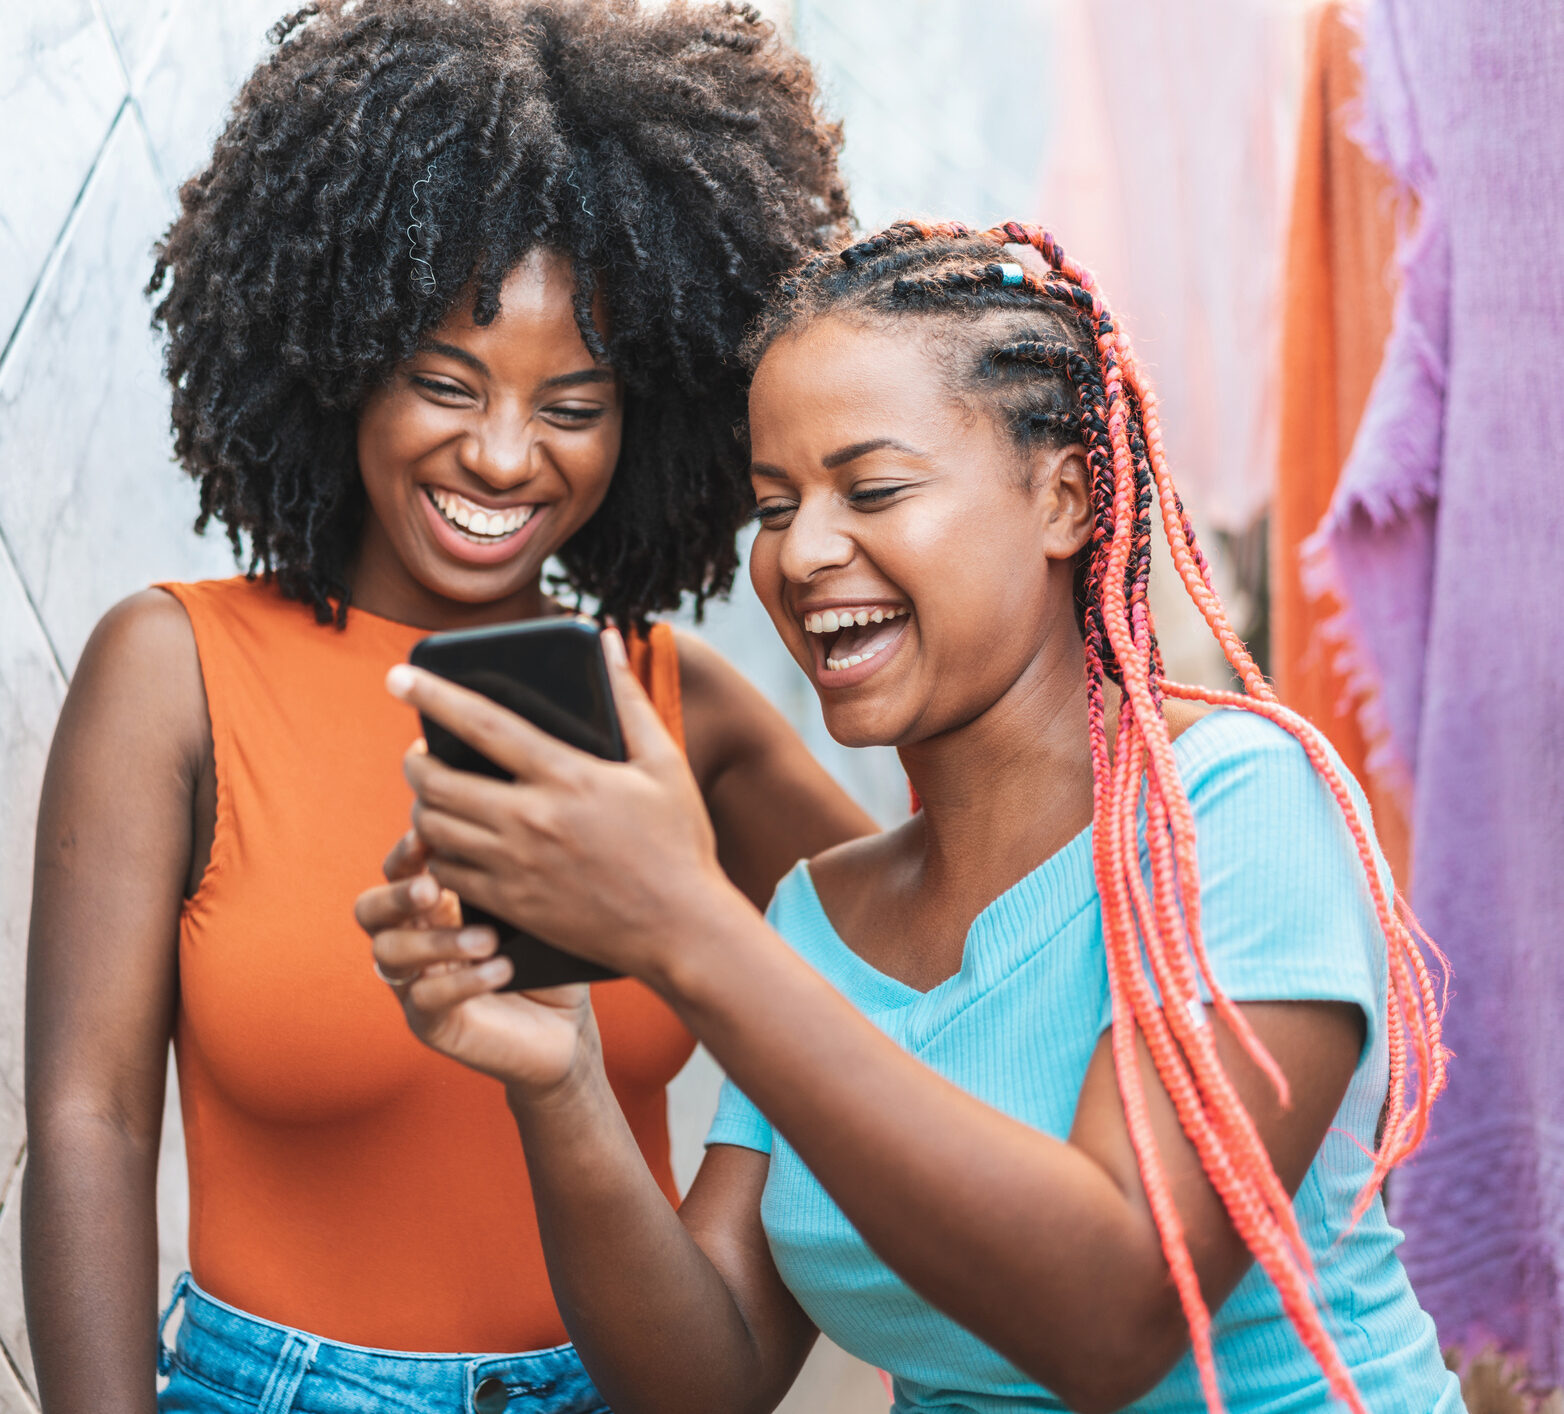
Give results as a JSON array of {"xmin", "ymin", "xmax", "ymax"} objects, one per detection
[
  {"xmin": 256, "ymin": 1330, "xmax": 320, "ymax": 1414},
  {"xmin": 156, "ymin": 1271, "xmax": 192, "ymax": 1377}
]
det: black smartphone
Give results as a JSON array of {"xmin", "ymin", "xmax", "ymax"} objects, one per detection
[{"xmin": 407, "ymin": 617, "xmax": 625, "ymax": 989}]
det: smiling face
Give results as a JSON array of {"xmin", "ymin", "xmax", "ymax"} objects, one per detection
[
  {"xmin": 747, "ymin": 315, "xmax": 1093, "ymax": 749},
  {"xmin": 353, "ymin": 248, "xmax": 623, "ymax": 626}
]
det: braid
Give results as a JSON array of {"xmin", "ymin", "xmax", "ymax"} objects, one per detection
[{"xmin": 750, "ymin": 220, "xmax": 1450, "ymax": 1414}]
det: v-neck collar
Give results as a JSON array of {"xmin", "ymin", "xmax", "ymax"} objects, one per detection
[{"xmin": 790, "ymin": 710, "xmax": 1242, "ymax": 1025}]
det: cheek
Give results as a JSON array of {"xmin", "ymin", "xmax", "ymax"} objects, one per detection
[
  {"xmin": 356, "ymin": 394, "xmax": 442, "ymax": 499},
  {"xmin": 907, "ymin": 502, "xmax": 1051, "ymax": 664},
  {"xmin": 551, "ymin": 416, "xmax": 623, "ymax": 515},
  {"xmin": 747, "ymin": 532, "xmax": 799, "ymax": 643},
  {"xmin": 747, "ymin": 530, "xmax": 778, "ymax": 605}
]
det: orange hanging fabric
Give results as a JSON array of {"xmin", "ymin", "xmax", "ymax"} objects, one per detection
[{"xmin": 1272, "ymin": 1, "xmax": 1410, "ymax": 882}]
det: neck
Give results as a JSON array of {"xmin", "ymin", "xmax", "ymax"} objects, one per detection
[
  {"xmin": 897, "ymin": 624, "xmax": 1103, "ymax": 891},
  {"xmin": 349, "ymin": 518, "xmax": 550, "ymax": 630}
]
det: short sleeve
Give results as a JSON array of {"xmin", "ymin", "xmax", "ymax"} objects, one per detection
[
  {"xmin": 1097, "ymin": 713, "xmax": 1388, "ymax": 1062},
  {"xmin": 705, "ymin": 1076, "xmax": 774, "ymax": 1155}
]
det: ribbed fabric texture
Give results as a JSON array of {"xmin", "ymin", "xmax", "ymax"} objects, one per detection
[{"xmin": 708, "ymin": 710, "xmax": 1463, "ymax": 1413}]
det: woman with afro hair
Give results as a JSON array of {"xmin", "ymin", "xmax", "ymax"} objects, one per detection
[{"xmin": 20, "ymin": 3, "xmax": 871, "ymax": 1410}]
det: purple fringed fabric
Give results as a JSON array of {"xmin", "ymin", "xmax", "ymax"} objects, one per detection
[{"xmin": 1302, "ymin": 0, "xmax": 1564, "ymax": 1390}]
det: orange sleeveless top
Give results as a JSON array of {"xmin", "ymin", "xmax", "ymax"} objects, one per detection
[{"xmin": 158, "ymin": 577, "xmax": 695, "ymax": 1352}]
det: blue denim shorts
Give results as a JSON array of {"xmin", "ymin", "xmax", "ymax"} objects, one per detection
[{"xmin": 157, "ymin": 1273, "xmax": 612, "ymax": 1413}]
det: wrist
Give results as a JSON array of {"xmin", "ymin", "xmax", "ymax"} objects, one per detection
[
  {"xmin": 643, "ymin": 874, "xmax": 767, "ymax": 1009},
  {"xmin": 504, "ymin": 1018, "xmax": 607, "ymax": 1119}
]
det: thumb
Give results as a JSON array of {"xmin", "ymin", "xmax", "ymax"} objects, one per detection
[{"xmin": 601, "ymin": 627, "xmax": 677, "ymax": 765}]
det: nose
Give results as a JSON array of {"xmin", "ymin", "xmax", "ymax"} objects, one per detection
[
  {"xmin": 776, "ymin": 494, "xmax": 855, "ymax": 584},
  {"xmin": 457, "ymin": 406, "xmax": 536, "ymax": 491}
]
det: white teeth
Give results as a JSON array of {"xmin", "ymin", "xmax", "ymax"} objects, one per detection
[
  {"xmin": 825, "ymin": 644, "xmax": 890, "ymax": 672},
  {"xmin": 801, "ymin": 605, "xmax": 908, "ymax": 635},
  {"xmin": 428, "ymin": 488, "xmax": 535, "ymax": 540}
]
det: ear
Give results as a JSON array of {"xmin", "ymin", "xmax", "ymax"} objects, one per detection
[{"xmin": 1031, "ymin": 442, "xmax": 1093, "ymax": 561}]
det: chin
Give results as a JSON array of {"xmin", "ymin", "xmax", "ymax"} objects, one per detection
[{"xmin": 819, "ymin": 704, "xmax": 906, "ymax": 751}]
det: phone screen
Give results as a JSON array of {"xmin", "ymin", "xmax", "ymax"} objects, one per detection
[{"xmin": 406, "ymin": 618, "xmax": 626, "ymax": 987}]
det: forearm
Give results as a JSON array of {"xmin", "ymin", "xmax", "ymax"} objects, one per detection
[
  {"xmin": 511, "ymin": 1059, "xmax": 785, "ymax": 1414},
  {"xmin": 21, "ymin": 1114, "xmax": 163, "ymax": 1414},
  {"xmin": 655, "ymin": 893, "xmax": 1180, "ymax": 1401}
]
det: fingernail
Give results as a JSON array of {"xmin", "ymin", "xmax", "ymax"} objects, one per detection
[
  {"xmin": 479, "ymin": 957, "xmax": 512, "ymax": 984},
  {"xmin": 410, "ymin": 875, "xmax": 439, "ymax": 907},
  {"xmin": 411, "ymin": 737, "xmax": 428, "ymax": 755},
  {"xmin": 386, "ymin": 664, "xmax": 416, "ymax": 698},
  {"xmin": 458, "ymin": 927, "xmax": 495, "ymax": 955},
  {"xmin": 602, "ymin": 627, "xmax": 627, "ymax": 669}
]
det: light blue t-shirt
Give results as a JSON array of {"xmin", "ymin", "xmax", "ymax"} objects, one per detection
[{"xmin": 708, "ymin": 710, "xmax": 1463, "ymax": 1414}]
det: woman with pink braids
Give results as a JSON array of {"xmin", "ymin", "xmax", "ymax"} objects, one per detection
[{"xmin": 359, "ymin": 222, "xmax": 1462, "ymax": 1414}]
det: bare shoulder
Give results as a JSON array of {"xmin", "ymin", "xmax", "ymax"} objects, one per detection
[
  {"xmin": 670, "ymin": 627, "xmax": 789, "ymax": 783},
  {"xmin": 1164, "ymin": 696, "xmax": 1211, "ymax": 742},
  {"xmin": 805, "ymin": 814, "xmax": 917, "ymax": 907},
  {"xmin": 62, "ymin": 588, "xmax": 208, "ymax": 759},
  {"xmin": 670, "ymin": 626, "xmax": 751, "ymax": 709}
]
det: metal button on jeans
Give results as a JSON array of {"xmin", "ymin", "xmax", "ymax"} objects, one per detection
[{"xmin": 473, "ymin": 1374, "xmax": 509, "ymax": 1412}]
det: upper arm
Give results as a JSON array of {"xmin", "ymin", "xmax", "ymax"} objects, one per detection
[
  {"xmin": 1062, "ymin": 723, "xmax": 1383, "ymax": 1397},
  {"xmin": 679, "ymin": 1143, "xmax": 818, "ymax": 1403},
  {"xmin": 25, "ymin": 589, "xmax": 208, "ymax": 1141},
  {"xmin": 1069, "ymin": 999, "xmax": 1362, "ymax": 1384},
  {"xmin": 673, "ymin": 630, "xmax": 876, "ymax": 909}
]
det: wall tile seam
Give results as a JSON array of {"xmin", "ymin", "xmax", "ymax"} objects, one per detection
[
  {"xmin": 0, "ymin": 92, "xmax": 132, "ymax": 382},
  {"xmin": 87, "ymin": 0, "xmax": 136, "ymax": 96},
  {"xmin": 85, "ymin": 0, "xmax": 176, "ymax": 198},
  {"xmin": 0, "ymin": 525, "xmax": 69, "ymax": 688},
  {"xmin": 0, "ymin": 1336, "xmax": 37, "ymax": 1414},
  {"xmin": 0, "ymin": 1140, "xmax": 33, "ymax": 1409}
]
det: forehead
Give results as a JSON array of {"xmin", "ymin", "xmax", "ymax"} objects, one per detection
[
  {"xmin": 749, "ymin": 316, "xmax": 958, "ymax": 444},
  {"xmin": 433, "ymin": 248, "xmax": 604, "ymax": 364}
]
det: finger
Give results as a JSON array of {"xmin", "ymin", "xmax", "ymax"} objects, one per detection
[
  {"xmin": 407, "ymin": 955, "xmax": 514, "ymax": 1013},
  {"xmin": 425, "ymin": 855, "xmax": 509, "ymax": 923},
  {"xmin": 374, "ymin": 922, "xmax": 498, "ymax": 975},
  {"xmin": 355, "ymin": 871, "xmax": 445, "ymax": 935},
  {"xmin": 382, "ymin": 828, "xmax": 431, "ymax": 882},
  {"xmin": 387, "ymin": 663, "xmax": 580, "ymax": 782},
  {"xmin": 600, "ymin": 628, "xmax": 680, "ymax": 765},
  {"xmin": 411, "ymin": 801, "xmax": 504, "ymax": 867},
  {"xmin": 404, "ymin": 746, "xmax": 520, "ymax": 832}
]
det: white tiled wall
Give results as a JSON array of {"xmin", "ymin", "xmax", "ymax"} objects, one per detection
[
  {"xmin": 0, "ymin": 1, "xmax": 1101, "ymax": 1408},
  {"xmin": 1, "ymin": 0, "xmax": 281, "ymax": 1405}
]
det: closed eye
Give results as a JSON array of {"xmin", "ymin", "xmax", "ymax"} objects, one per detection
[
  {"xmin": 412, "ymin": 376, "xmax": 468, "ymax": 399},
  {"xmin": 753, "ymin": 501, "xmax": 797, "ymax": 525},
  {"xmin": 542, "ymin": 404, "xmax": 608, "ymax": 425},
  {"xmin": 848, "ymin": 485, "xmax": 905, "ymax": 507}
]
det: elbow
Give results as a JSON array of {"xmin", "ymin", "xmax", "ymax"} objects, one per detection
[{"xmin": 1018, "ymin": 1297, "xmax": 1189, "ymax": 1414}]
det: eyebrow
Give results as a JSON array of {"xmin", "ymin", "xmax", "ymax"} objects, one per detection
[
  {"xmin": 421, "ymin": 341, "xmax": 489, "ymax": 376},
  {"xmin": 537, "ymin": 368, "xmax": 616, "ymax": 391},
  {"xmin": 419, "ymin": 341, "xmax": 615, "ymax": 393},
  {"xmin": 821, "ymin": 437, "xmax": 925, "ymax": 469}
]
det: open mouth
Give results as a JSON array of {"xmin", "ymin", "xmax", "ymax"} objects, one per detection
[
  {"xmin": 802, "ymin": 604, "xmax": 911, "ymax": 674},
  {"xmin": 424, "ymin": 486, "xmax": 536, "ymax": 543}
]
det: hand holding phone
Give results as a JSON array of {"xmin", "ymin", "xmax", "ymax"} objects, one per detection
[{"xmin": 407, "ymin": 617, "xmax": 625, "ymax": 989}]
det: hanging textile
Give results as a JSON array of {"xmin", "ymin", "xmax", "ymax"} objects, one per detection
[
  {"xmin": 1304, "ymin": 0, "xmax": 1564, "ymax": 1394},
  {"xmin": 1272, "ymin": 0, "xmax": 1409, "ymax": 882},
  {"xmin": 1034, "ymin": 0, "xmax": 1301, "ymax": 538}
]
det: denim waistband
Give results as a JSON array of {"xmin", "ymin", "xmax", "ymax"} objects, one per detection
[{"xmin": 158, "ymin": 1272, "xmax": 610, "ymax": 1414}]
